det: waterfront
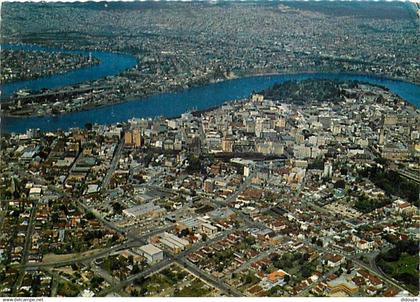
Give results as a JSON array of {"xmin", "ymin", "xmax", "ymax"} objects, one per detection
[
  {"xmin": 1, "ymin": 45, "xmax": 419, "ymax": 133},
  {"xmin": 1, "ymin": 2, "xmax": 419, "ymax": 298},
  {"xmin": 2, "ymin": 71, "xmax": 420, "ymax": 133},
  {"xmin": 0, "ymin": 44, "xmax": 138, "ymax": 99}
]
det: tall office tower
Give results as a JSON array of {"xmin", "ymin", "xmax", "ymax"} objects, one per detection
[
  {"xmin": 323, "ymin": 161, "xmax": 333, "ymax": 179},
  {"xmin": 124, "ymin": 131, "xmax": 133, "ymax": 145},
  {"xmin": 379, "ymin": 128, "xmax": 385, "ymax": 145},
  {"xmin": 133, "ymin": 129, "xmax": 142, "ymax": 147}
]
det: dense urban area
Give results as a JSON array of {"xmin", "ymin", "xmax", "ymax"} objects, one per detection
[
  {"xmin": 1, "ymin": 1, "xmax": 419, "ymax": 115},
  {"xmin": 1, "ymin": 79, "xmax": 419, "ymax": 297},
  {"xmin": 0, "ymin": 49, "xmax": 99, "ymax": 84},
  {"xmin": 0, "ymin": 0, "xmax": 419, "ymax": 299}
]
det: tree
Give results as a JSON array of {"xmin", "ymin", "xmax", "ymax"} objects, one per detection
[
  {"xmin": 271, "ymin": 254, "xmax": 279, "ymax": 262},
  {"xmin": 51, "ymin": 212, "xmax": 60, "ymax": 224},
  {"xmin": 91, "ymin": 276, "xmax": 104, "ymax": 288},
  {"xmin": 396, "ymin": 240, "xmax": 418, "ymax": 256},
  {"xmin": 380, "ymin": 248, "xmax": 400, "ymax": 262},
  {"xmin": 111, "ymin": 234, "xmax": 119, "ymax": 243},
  {"xmin": 179, "ymin": 228, "xmax": 190, "ymax": 237},
  {"xmin": 112, "ymin": 202, "xmax": 124, "ymax": 215},
  {"xmin": 186, "ymin": 155, "xmax": 201, "ymax": 173},
  {"xmin": 316, "ymin": 239, "xmax": 323, "ymax": 247},
  {"xmin": 134, "ymin": 276, "xmax": 145, "ymax": 286},
  {"xmin": 269, "ymin": 285, "xmax": 280, "ymax": 296},
  {"xmin": 334, "ymin": 179, "xmax": 345, "ymax": 189},
  {"xmin": 102, "ymin": 258, "xmax": 111, "ymax": 272},
  {"xmin": 132, "ymin": 264, "xmax": 141, "ymax": 274},
  {"xmin": 261, "ymin": 264, "xmax": 269, "ymax": 273},
  {"xmin": 301, "ymin": 264, "xmax": 313, "ymax": 278},
  {"xmin": 85, "ymin": 123, "xmax": 93, "ymax": 130},
  {"xmin": 201, "ymin": 233, "xmax": 208, "ymax": 242},
  {"xmin": 244, "ymin": 272, "xmax": 255, "ymax": 284},
  {"xmin": 31, "ymin": 275, "xmax": 41, "ymax": 296},
  {"xmin": 244, "ymin": 236, "xmax": 256, "ymax": 246},
  {"xmin": 84, "ymin": 211, "xmax": 95, "ymax": 220}
]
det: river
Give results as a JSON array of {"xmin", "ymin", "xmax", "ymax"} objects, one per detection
[{"xmin": 1, "ymin": 45, "xmax": 419, "ymax": 133}]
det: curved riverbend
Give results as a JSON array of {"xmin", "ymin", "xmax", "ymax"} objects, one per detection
[
  {"xmin": 0, "ymin": 44, "xmax": 138, "ymax": 99},
  {"xmin": 1, "ymin": 46, "xmax": 419, "ymax": 133}
]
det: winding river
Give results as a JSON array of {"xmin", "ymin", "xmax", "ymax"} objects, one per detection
[{"xmin": 1, "ymin": 44, "xmax": 419, "ymax": 133}]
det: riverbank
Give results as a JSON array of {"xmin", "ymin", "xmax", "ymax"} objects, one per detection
[
  {"xmin": 3, "ymin": 70, "xmax": 419, "ymax": 120},
  {"xmin": 2, "ymin": 71, "xmax": 419, "ymax": 134},
  {"xmin": 0, "ymin": 44, "xmax": 139, "ymax": 100}
]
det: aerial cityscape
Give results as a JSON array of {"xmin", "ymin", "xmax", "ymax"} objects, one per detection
[{"xmin": 0, "ymin": 0, "xmax": 419, "ymax": 299}]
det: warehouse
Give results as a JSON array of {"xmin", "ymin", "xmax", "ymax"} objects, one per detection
[{"xmin": 139, "ymin": 244, "xmax": 163, "ymax": 264}]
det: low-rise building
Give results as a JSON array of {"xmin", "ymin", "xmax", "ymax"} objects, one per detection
[{"xmin": 139, "ymin": 244, "xmax": 164, "ymax": 264}]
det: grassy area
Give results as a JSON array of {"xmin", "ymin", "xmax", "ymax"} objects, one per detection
[
  {"xmin": 128, "ymin": 264, "xmax": 215, "ymax": 297},
  {"xmin": 238, "ymin": 270, "xmax": 260, "ymax": 291},
  {"xmin": 174, "ymin": 279, "xmax": 212, "ymax": 297},
  {"xmin": 385, "ymin": 253, "xmax": 418, "ymax": 276},
  {"xmin": 378, "ymin": 253, "xmax": 419, "ymax": 295},
  {"xmin": 57, "ymin": 280, "xmax": 80, "ymax": 297}
]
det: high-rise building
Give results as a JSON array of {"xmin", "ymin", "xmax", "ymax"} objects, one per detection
[
  {"xmin": 379, "ymin": 128, "xmax": 385, "ymax": 145},
  {"xmin": 323, "ymin": 161, "xmax": 333, "ymax": 179},
  {"xmin": 124, "ymin": 131, "xmax": 133, "ymax": 145},
  {"xmin": 222, "ymin": 136, "xmax": 234, "ymax": 152},
  {"xmin": 133, "ymin": 129, "xmax": 142, "ymax": 147}
]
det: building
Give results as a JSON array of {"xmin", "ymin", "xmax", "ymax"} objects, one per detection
[
  {"xmin": 122, "ymin": 202, "xmax": 165, "ymax": 218},
  {"xmin": 276, "ymin": 117, "xmax": 286, "ymax": 128},
  {"xmin": 251, "ymin": 94, "xmax": 264, "ymax": 103},
  {"xmin": 203, "ymin": 179, "xmax": 214, "ymax": 193},
  {"xmin": 381, "ymin": 145, "xmax": 410, "ymax": 161},
  {"xmin": 139, "ymin": 244, "xmax": 163, "ymax": 264},
  {"xmin": 294, "ymin": 144, "xmax": 312, "ymax": 159},
  {"xmin": 222, "ymin": 137, "xmax": 234, "ymax": 153},
  {"xmin": 200, "ymin": 222, "xmax": 218, "ymax": 237},
  {"xmin": 159, "ymin": 232, "xmax": 190, "ymax": 253},
  {"xmin": 125, "ymin": 129, "xmax": 142, "ymax": 147},
  {"xmin": 259, "ymin": 269, "xmax": 289, "ymax": 290},
  {"xmin": 324, "ymin": 254, "xmax": 344, "ymax": 267},
  {"xmin": 255, "ymin": 118, "xmax": 272, "ymax": 138},
  {"xmin": 133, "ymin": 129, "xmax": 142, "ymax": 147},
  {"xmin": 327, "ymin": 275, "xmax": 359, "ymax": 296},
  {"xmin": 323, "ymin": 161, "xmax": 333, "ymax": 179},
  {"xmin": 124, "ymin": 131, "xmax": 133, "ymax": 145},
  {"xmin": 379, "ymin": 128, "xmax": 385, "ymax": 145}
]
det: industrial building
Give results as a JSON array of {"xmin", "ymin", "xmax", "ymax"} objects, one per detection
[
  {"xmin": 159, "ymin": 232, "xmax": 190, "ymax": 253},
  {"xmin": 139, "ymin": 244, "xmax": 164, "ymax": 264}
]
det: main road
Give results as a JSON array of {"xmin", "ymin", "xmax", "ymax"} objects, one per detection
[
  {"xmin": 101, "ymin": 138, "xmax": 124, "ymax": 191},
  {"xmin": 12, "ymin": 201, "xmax": 38, "ymax": 295}
]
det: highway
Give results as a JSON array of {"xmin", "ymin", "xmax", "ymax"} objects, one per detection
[
  {"xmin": 23, "ymin": 222, "xmax": 175, "ymax": 270},
  {"xmin": 23, "ymin": 240, "xmax": 143, "ymax": 270}
]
